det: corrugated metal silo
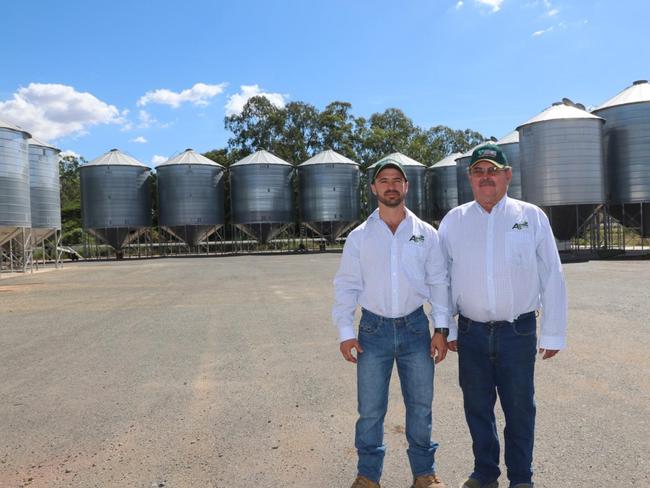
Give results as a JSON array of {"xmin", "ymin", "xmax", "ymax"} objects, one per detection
[
  {"xmin": 367, "ymin": 153, "xmax": 427, "ymax": 218},
  {"xmin": 80, "ymin": 149, "xmax": 151, "ymax": 251},
  {"xmin": 28, "ymin": 137, "xmax": 61, "ymax": 244},
  {"xmin": 298, "ymin": 149, "xmax": 360, "ymax": 242},
  {"xmin": 593, "ymin": 80, "xmax": 650, "ymax": 236},
  {"xmin": 428, "ymin": 152, "xmax": 462, "ymax": 221},
  {"xmin": 0, "ymin": 118, "xmax": 31, "ymax": 245},
  {"xmin": 517, "ymin": 100, "xmax": 605, "ymax": 240},
  {"xmin": 496, "ymin": 131, "xmax": 523, "ymax": 200},
  {"xmin": 230, "ymin": 150, "xmax": 294, "ymax": 243},
  {"xmin": 455, "ymin": 143, "xmax": 489, "ymax": 205},
  {"xmin": 156, "ymin": 149, "xmax": 225, "ymax": 246}
]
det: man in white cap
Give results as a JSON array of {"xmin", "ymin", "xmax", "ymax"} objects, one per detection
[
  {"xmin": 439, "ymin": 143, "xmax": 567, "ymax": 488},
  {"xmin": 333, "ymin": 159, "xmax": 451, "ymax": 488}
]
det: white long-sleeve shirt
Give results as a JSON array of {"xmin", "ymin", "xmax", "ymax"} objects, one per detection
[
  {"xmin": 438, "ymin": 196, "xmax": 567, "ymax": 350},
  {"xmin": 332, "ymin": 208, "xmax": 451, "ymax": 342}
]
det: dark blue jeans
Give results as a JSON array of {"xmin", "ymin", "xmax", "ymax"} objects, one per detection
[
  {"xmin": 457, "ymin": 312, "xmax": 537, "ymax": 487},
  {"xmin": 355, "ymin": 307, "xmax": 438, "ymax": 483}
]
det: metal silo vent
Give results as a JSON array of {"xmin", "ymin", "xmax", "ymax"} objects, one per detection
[{"xmin": 633, "ymin": 80, "xmax": 648, "ymax": 85}]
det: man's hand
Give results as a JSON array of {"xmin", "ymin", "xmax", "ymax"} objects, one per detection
[
  {"xmin": 430, "ymin": 333, "xmax": 448, "ymax": 364},
  {"xmin": 340, "ymin": 339, "xmax": 363, "ymax": 364},
  {"xmin": 448, "ymin": 340, "xmax": 458, "ymax": 352},
  {"xmin": 539, "ymin": 348, "xmax": 559, "ymax": 360}
]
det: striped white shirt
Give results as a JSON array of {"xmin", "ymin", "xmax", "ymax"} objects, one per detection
[
  {"xmin": 332, "ymin": 208, "xmax": 450, "ymax": 342},
  {"xmin": 438, "ymin": 196, "xmax": 567, "ymax": 350}
]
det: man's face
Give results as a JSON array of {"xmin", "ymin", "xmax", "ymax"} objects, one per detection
[
  {"xmin": 468, "ymin": 161, "xmax": 512, "ymax": 206},
  {"xmin": 371, "ymin": 167, "xmax": 408, "ymax": 208}
]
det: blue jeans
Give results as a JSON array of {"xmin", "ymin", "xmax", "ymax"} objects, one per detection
[
  {"xmin": 457, "ymin": 312, "xmax": 537, "ymax": 487},
  {"xmin": 355, "ymin": 307, "xmax": 438, "ymax": 483}
]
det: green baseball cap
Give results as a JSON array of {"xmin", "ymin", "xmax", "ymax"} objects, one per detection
[
  {"xmin": 470, "ymin": 143, "xmax": 509, "ymax": 168},
  {"xmin": 372, "ymin": 159, "xmax": 408, "ymax": 182}
]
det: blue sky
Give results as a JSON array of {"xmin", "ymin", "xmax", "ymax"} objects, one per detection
[{"xmin": 1, "ymin": 0, "xmax": 648, "ymax": 166}]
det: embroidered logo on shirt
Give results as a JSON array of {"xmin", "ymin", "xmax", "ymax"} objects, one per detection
[
  {"xmin": 512, "ymin": 221, "xmax": 529, "ymax": 230},
  {"xmin": 409, "ymin": 234, "xmax": 425, "ymax": 243}
]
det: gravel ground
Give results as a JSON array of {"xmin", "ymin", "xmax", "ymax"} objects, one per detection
[{"xmin": 0, "ymin": 255, "xmax": 648, "ymax": 488}]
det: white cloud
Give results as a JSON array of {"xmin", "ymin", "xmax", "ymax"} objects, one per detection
[
  {"xmin": 138, "ymin": 110, "xmax": 155, "ymax": 128},
  {"xmin": 0, "ymin": 83, "xmax": 125, "ymax": 141},
  {"xmin": 547, "ymin": 8, "xmax": 559, "ymax": 16},
  {"xmin": 456, "ymin": 1, "xmax": 464, "ymax": 9},
  {"xmin": 225, "ymin": 85, "xmax": 288, "ymax": 116},
  {"xmin": 532, "ymin": 26, "xmax": 554, "ymax": 36},
  {"xmin": 131, "ymin": 136, "xmax": 147, "ymax": 143},
  {"xmin": 151, "ymin": 155, "xmax": 167, "ymax": 166},
  {"xmin": 137, "ymin": 82, "xmax": 227, "ymax": 108},
  {"xmin": 475, "ymin": 0, "xmax": 503, "ymax": 12},
  {"xmin": 60, "ymin": 149, "xmax": 80, "ymax": 159}
]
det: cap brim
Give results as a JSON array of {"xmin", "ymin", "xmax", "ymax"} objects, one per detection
[{"xmin": 470, "ymin": 158, "xmax": 507, "ymax": 169}]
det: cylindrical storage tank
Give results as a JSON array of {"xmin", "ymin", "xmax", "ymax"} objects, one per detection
[
  {"xmin": 229, "ymin": 150, "xmax": 294, "ymax": 243},
  {"xmin": 298, "ymin": 149, "xmax": 360, "ymax": 243},
  {"xmin": 496, "ymin": 131, "xmax": 523, "ymax": 200},
  {"xmin": 156, "ymin": 149, "xmax": 225, "ymax": 246},
  {"xmin": 367, "ymin": 153, "xmax": 427, "ymax": 218},
  {"xmin": 28, "ymin": 137, "xmax": 61, "ymax": 244},
  {"xmin": 517, "ymin": 100, "xmax": 605, "ymax": 240},
  {"xmin": 428, "ymin": 152, "xmax": 461, "ymax": 221},
  {"xmin": 593, "ymin": 80, "xmax": 650, "ymax": 236},
  {"xmin": 0, "ymin": 118, "xmax": 31, "ymax": 245},
  {"xmin": 80, "ymin": 149, "xmax": 151, "ymax": 251},
  {"xmin": 455, "ymin": 142, "xmax": 490, "ymax": 205}
]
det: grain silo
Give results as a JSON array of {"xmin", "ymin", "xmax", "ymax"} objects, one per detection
[
  {"xmin": 229, "ymin": 150, "xmax": 294, "ymax": 243},
  {"xmin": 28, "ymin": 137, "xmax": 61, "ymax": 244},
  {"xmin": 367, "ymin": 153, "xmax": 427, "ymax": 218},
  {"xmin": 428, "ymin": 152, "xmax": 462, "ymax": 221},
  {"xmin": 517, "ymin": 100, "xmax": 605, "ymax": 240},
  {"xmin": 156, "ymin": 149, "xmax": 225, "ymax": 246},
  {"xmin": 298, "ymin": 149, "xmax": 360, "ymax": 243},
  {"xmin": 592, "ymin": 80, "xmax": 650, "ymax": 236},
  {"xmin": 0, "ymin": 118, "xmax": 31, "ymax": 246},
  {"xmin": 80, "ymin": 149, "xmax": 151, "ymax": 253},
  {"xmin": 495, "ymin": 131, "xmax": 523, "ymax": 200}
]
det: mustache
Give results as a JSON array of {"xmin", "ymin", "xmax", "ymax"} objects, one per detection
[{"xmin": 479, "ymin": 180, "xmax": 496, "ymax": 187}]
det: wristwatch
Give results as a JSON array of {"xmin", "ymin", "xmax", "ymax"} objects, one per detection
[{"xmin": 434, "ymin": 328, "xmax": 449, "ymax": 338}]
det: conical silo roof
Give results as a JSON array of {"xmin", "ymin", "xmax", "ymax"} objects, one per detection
[
  {"xmin": 28, "ymin": 136, "xmax": 60, "ymax": 152},
  {"xmin": 496, "ymin": 130, "xmax": 519, "ymax": 145},
  {"xmin": 156, "ymin": 148, "xmax": 224, "ymax": 168},
  {"xmin": 230, "ymin": 149, "xmax": 292, "ymax": 167},
  {"xmin": 369, "ymin": 152, "xmax": 424, "ymax": 168},
  {"xmin": 84, "ymin": 148, "xmax": 147, "ymax": 167},
  {"xmin": 300, "ymin": 149, "xmax": 358, "ymax": 166},
  {"xmin": 516, "ymin": 100, "xmax": 603, "ymax": 130},
  {"xmin": 431, "ymin": 152, "xmax": 462, "ymax": 168},
  {"xmin": 593, "ymin": 80, "xmax": 650, "ymax": 111},
  {"xmin": 0, "ymin": 117, "xmax": 32, "ymax": 138}
]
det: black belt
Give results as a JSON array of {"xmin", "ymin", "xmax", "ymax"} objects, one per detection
[{"xmin": 458, "ymin": 311, "xmax": 536, "ymax": 326}]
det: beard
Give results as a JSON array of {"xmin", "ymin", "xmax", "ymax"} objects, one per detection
[{"xmin": 376, "ymin": 190, "xmax": 405, "ymax": 208}]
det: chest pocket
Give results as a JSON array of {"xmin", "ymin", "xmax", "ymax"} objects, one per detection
[
  {"xmin": 505, "ymin": 230, "xmax": 535, "ymax": 268},
  {"xmin": 402, "ymin": 243, "xmax": 427, "ymax": 294}
]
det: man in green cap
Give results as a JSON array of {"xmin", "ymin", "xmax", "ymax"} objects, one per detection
[
  {"xmin": 333, "ymin": 158, "xmax": 451, "ymax": 488},
  {"xmin": 438, "ymin": 143, "xmax": 567, "ymax": 488}
]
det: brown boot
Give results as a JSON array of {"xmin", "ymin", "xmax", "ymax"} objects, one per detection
[
  {"xmin": 410, "ymin": 473, "xmax": 446, "ymax": 488},
  {"xmin": 351, "ymin": 475, "xmax": 380, "ymax": 488}
]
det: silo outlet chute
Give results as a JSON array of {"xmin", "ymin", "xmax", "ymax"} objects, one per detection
[{"xmin": 298, "ymin": 149, "xmax": 360, "ymax": 243}]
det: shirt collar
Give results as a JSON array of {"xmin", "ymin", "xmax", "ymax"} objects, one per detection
[
  {"xmin": 472, "ymin": 195, "xmax": 509, "ymax": 215},
  {"xmin": 369, "ymin": 206, "xmax": 414, "ymax": 233}
]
